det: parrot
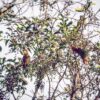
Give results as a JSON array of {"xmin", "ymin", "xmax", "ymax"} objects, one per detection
[
  {"xmin": 71, "ymin": 45, "xmax": 89, "ymax": 64},
  {"xmin": 22, "ymin": 48, "xmax": 30, "ymax": 68}
]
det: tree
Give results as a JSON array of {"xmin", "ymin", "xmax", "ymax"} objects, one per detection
[{"xmin": 0, "ymin": 0, "xmax": 100, "ymax": 100}]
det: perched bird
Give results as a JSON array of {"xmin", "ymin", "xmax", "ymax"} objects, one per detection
[
  {"xmin": 22, "ymin": 48, "xmax": 30, "ymax": 68},
  {"xmin": 71, "ymin": 45, "xmax": 89, "ymax": 64}
]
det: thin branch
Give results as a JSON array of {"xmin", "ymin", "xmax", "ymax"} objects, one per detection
[{"xmin": 51, "ymin": 66, "xmax": 67, "ymax": 99}]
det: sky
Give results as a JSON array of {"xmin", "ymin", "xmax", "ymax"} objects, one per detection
[{"xmin": 0, "ymin": 0, "xmax": 100, "ymax": 100}]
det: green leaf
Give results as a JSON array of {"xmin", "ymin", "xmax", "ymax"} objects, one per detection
[
  {"xmin": 60, "ymin": 44, "xmax": 66, "ymax": 49},
  {"xmin": 75, "ymin": 7, "xmax": 84, "ymax": 12},
  {"xmin": 67, "ymin": 21, "xmax": 73, "ymax": 26},
  {"xmin": 91, "ymin": 2, "xmax": 96, "ymax": 5},
  {"xmin": 63, "ymin": 98, "xmax": 66, "ymax": 100},
  {"xmin": 0, "ymin": 46, "xmax": 2, "ymax": 52},
  {"xmin": 7, "ymin": 28, "xmax": 12, "ymax": 31},
  {"xmin": 3, "ymin": 57, "xmax": 6, "ymax": 64},
  {"xmin": 96, "ymin": 66, "xmax": 100, "ymax": 68},
  {"xmin": 5, "ymin": 39, "xmax": 9, "ymax": 45},
  {"xmin": 0, "ymin": 31, "xmax": 3, "ymax": 34},
  {"xmin": 33, "ymin": 0, "xmax": 38, "ymax": 2},
  {"xmin": 9, "ymin": 44, "xmax": 14, "ymax": 47},
  {"xmin": 17, "ymin": 24, "xmax": 24, "ymax": 30},
  {"xmin": 7, "ymin": 59, "xmax": 15, "ymax": 62}
]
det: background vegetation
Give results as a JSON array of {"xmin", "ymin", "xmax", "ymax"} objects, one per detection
[{"xmin": 0, "ymin": 0, "xmax": 100, "ymax": 100}]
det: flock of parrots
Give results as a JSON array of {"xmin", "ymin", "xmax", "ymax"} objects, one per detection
[{"xmin": 22, "ymin": 43, "xmax": 89, "ymax": 68}]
